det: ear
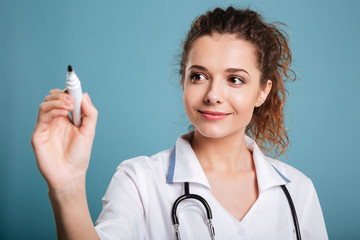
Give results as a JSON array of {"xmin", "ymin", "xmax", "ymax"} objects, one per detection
[{"xmin": 255, "ymin": 80, "xmax": 272, "ymax": 107}]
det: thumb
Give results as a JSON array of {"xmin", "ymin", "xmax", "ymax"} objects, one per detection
[{"xmin": 79, "ymin": 92, "xmax": 98, "ymax": 140}]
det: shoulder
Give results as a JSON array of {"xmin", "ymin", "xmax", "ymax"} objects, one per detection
[
  {"xmin": 266, "ymin": 158, "xmax": 328, "ymax": 238},
  {"xmin": 267, "ymin": 157, "xmax": 316, "ymax": 192},
  {"xmin": 114, "ymin": 148, "xmax": 172, "ymax": 182},
  {"xmin": 268, "ymin": 157, "xmax": 308, "ymax": 181}
]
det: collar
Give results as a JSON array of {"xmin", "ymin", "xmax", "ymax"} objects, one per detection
[
  {"xmin": 167, "ymin": 135, "xmax": 211, "ymax": 189},
  {"xmin": 244, "ymin": 135, "xmax": 290, "ymax": 193},
  {"xmin": 166, "ymin": 134, "xmax": 290, "ymax": 193}
]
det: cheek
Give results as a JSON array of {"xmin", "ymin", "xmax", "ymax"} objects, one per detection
[
  {"xmin": 229, "ymin": 91, "xmax": 257, "ymax": 118},
  {"xmin": 183, "ymin": 86, "xmax": 197, "ymax": 113}
]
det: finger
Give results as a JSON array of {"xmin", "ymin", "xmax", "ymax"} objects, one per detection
[
  {"xmin": 38, "ymin": 108, "xmax": 71, "ymax": 125},
  {"xmin": 45, "ymin": 92, "xmax": 74, "ymax": 102},
  {"xmin": 79, "ymin": 92, "xmax": 98, "ymax": 139},
  {"xmin": 38, "ymin": 99, "xmax": 74, "ymax": 117},
  {"xmin": 34, "ymin": 109, "xmax": 71, "ymax": 135},
  {"xmin": 49, "ymin": 89, "xmax": 64, "ymax": 95}
]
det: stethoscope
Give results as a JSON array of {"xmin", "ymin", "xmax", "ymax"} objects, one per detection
[{"xmin": 171, "ymin": 181, "xmax": 301, "ymax": 240}]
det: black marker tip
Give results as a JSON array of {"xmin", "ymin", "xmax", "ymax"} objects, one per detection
[{"xmin": 68, "ymin": 65, "xmax": 73, "ymax": 72}]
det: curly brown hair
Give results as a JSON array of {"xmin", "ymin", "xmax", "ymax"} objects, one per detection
[{"xmin": 179, "ymin": 6, "xmax": 296, "ymax": 157}]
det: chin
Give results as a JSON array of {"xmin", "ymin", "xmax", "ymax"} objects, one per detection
[{"xmin": 195, "ymin": 126, "xmax": 231, "ymax": 139}]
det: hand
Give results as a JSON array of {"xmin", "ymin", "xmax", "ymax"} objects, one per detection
[{"xmin": 31, "ymin": 89, "xmax": 98, "ymax": 191}]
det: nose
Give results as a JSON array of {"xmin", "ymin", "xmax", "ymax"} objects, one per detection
[{"xmin": 204, "ymin": 80, "xmax": 224, "ymax": 104}]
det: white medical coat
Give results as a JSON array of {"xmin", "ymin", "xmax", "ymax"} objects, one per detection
[{"xmin": 95, "ymin": 135, "xmax": 328, "ymax": 239}]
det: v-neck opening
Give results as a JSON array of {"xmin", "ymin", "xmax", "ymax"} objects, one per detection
[{"xmin": 209, "ymin": 189, "xmax": 260, "ymax": 224}]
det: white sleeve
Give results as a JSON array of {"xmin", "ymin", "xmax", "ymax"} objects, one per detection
[
  {"xmin": 95, "ymin": 160, "xmax": 147, "ymax": 240},
  {"xmin": 299, "ymin": 179, "xmax": 328, "ymax": 240}
]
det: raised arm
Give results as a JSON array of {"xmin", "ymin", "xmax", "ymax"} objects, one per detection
[{"xmin": 31, "ymin": 89, "xmax": 99, "ymax": 239}]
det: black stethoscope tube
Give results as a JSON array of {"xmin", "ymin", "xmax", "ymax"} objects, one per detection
[
  {"xmin": 172, "ymin": 182, "xmax": 213, "ymax": 225},
  {"xmin": 172, "ymin": 182, "xmax": 301, "ymax": 240},
  {"xmin": 172, "ymin": 182, "xmax": 215, "ymax": 240},
  {"xmin": 281, "ymin": 185, "xmax": 302, "ymax": 240}
]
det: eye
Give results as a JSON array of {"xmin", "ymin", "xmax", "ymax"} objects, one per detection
[
  {"xmin": 190, "ymin": 73, "xmax": 207, "ymax": 83},
  {"xmin": 228, "ymin": 76, "xmax": 244, "ymax": 85}
]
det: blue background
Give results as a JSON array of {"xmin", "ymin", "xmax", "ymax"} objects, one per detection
[{"xmin": 1, "ymin": 0, "xmax": 359, "ymax": 239}]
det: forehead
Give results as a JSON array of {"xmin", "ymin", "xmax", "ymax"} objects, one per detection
[{"xmin": 187, "ymin": 34, "xmax": 259, "ymax": 75}]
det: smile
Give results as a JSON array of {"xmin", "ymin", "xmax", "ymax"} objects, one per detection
[{"xmin": 198, "ymin": 110, "xmax": 231, "ymax": 120}]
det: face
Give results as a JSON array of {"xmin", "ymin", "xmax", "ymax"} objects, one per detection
[{"xmin": 183, "ymin": 34, "xmax": 272, "ymax": 139}]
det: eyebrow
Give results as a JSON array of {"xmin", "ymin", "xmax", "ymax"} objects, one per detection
[{"xmin": 188, "ymin": 65, "xmax": 251, "ymax": 77}]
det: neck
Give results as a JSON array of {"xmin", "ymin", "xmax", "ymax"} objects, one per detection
[{"xmin": 190, "ymin": 130, "xmax": 254, "ymax": 174}]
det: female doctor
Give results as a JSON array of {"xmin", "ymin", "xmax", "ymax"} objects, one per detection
[{"xmin": 31, "ymin": 7, "xmax": 328, "ymax": 240}]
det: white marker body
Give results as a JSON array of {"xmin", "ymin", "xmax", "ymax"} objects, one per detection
[{"xmin": 66, "ymin": 70, "xmax": 82, "ymax": 127}]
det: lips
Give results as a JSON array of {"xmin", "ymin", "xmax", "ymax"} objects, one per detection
[{"xmin": 198, "ymin": 110, "xmax": 231, "ymax": 120}]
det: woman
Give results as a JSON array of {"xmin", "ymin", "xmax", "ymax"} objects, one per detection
[{"xmin": 31, "ymin": 7, "xmax": 328, "ymax": 239}]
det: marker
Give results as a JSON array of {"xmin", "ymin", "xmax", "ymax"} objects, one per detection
[{"xmin": 66, "ymin": 65, "xmax": 82, "ymax": 127}]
